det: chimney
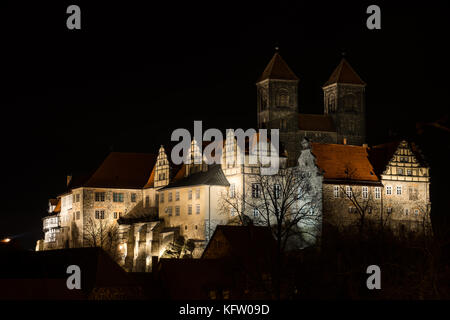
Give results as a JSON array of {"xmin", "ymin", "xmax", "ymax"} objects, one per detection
[
  {"xmin": 66, "ymin": 174, "xmax": 72, "ymax": 187},
  {"xmin": 343, "ymin": 138, "xmax": 347, "ymax": 145}
]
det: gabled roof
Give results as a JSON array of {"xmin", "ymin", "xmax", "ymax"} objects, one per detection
[
  {"xmin": 323, "ymin": 58, "xmax": 366, "ymax": 87},
  {"xmin": 159, "ymin": 164, "xmax": 229, "ymax": 190},
  {"xmin": 258, "ymin": 52, "xmax": 299, "ymax": 82},
  {"xmin": 367, "ymin": 141, "xmax": 400, "ymax": 176},
  {"xmin": 368, "ymin": 140, "xmax": 428, "ymax": 176},
  {"xmin": 311, "ymin": 143, "xmax": 379, "ymax": 182},
  {"xmin": 80, "ymin": 152, "xmax": 157, "ymax": 189},
  {"xmin": 298, "ymin": 114, "xmax": 336, "ymax": 132}
]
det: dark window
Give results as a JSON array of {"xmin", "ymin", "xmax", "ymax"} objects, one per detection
[
  {"xmin": 113, "ymin": 193, "xmax": 124, "ymax": 202},
  {"xmin": 131, "ymin": 193, "xmax": 137, "ymax": 202},
  {"xmin": 95, "ymin": 192, "xmax": 105, "ymax": 202},
  {"xmin": 252, "ymin": 184, "xmax": 260, "ymax": 198}
]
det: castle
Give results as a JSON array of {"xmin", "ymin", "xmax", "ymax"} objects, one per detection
[{"xmin": 36, "ymin": 52, "xmax": 432, "ymax": 272}]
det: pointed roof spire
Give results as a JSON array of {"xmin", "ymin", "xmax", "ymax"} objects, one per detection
[
  {"xmin": 323, "ymin": 57, "xmax": 366, "ymax": 87},
  {"xmin": 258, "ymin": 51, "xmax": 299, "ymax": 82}
]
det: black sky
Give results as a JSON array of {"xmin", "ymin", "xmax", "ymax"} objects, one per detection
[{"xmin": 0, "ymin": 1, "xmax": 448, "ymax": 249}]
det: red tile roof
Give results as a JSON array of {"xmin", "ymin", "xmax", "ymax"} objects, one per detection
[
  {"xmin": 311, "ymin": 143, "xmax": 379, "ymax": 182},
  {"xmin": 258, "ymin": 53, "xmax": 299, "ymax": 82},
  {"xmin": 82, "ymin": 152, "xmax": 157, "ymax": 189},
  {"xmin": 53, "ymin": 199, "xmax": 61, "ymax": 213},
  {"xmin": 298, "ymin": 114, "xmax": 336, "ymax": 132},
  {"xmin": 323, "ymin": 58, "xmax": 365, "ymax": 87}
]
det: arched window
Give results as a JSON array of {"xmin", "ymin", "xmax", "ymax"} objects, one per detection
[{"xmin": 277, "ymin": 88, "xmax": 289, "ymax": 107}]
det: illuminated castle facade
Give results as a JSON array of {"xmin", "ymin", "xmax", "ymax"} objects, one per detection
[{"xmin": 36, "ymin": 53, "xmax": 432, "ymax": 272}]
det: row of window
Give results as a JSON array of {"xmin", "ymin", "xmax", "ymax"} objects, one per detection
[
  {"xmin": 396, "ymin": 168, "xmax": 415, "ymax": 175},
  {"xmin": 334, "ymin": 186, "xmax": 417, "ymax": 199},
  {"xmin": 347, "ymin": 207, "xmax": 420, "ymax": 215},
  {"xmin": 166, "ymin": 204, "xmax": 201, "ymax": 216},
  {"xmin": 94, "ymin": 210, "xmax": 123, "ymax": 219},
  {"xmin": 334, "ymin": 186, "xmax": 382, "ymax": 199},
  {"xmin": 251, "ymin": 183, "xmax": 281, "ymax": 199},
  {"xmin": 160, "ymin": 189, "xmax": 200, "ymax": 203},
  {"xmin": 94, "ymin": 192, "xmax": 137, "ymax": 203}
]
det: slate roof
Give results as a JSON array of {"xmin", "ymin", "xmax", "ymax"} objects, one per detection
[
  {"xmin": 298, "ymin": 114, "xmax": 336, "ymax": 132},
  {"xmin": 159, "ymin": 164, "xmax": 230, "ymax": 190},
  {"xmin": 258, "ymin": 52, "xmax": 299, "ymax": 82},
  {"xmin": 311, "ymin": 143, "xmax": 379, "ymax": 183},
  {"xmin": 323, "ymin": 58, "xmax": 366, "ymax": 86}
]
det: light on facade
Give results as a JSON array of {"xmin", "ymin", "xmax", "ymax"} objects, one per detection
[{"xmin": 1, "ymin": 238, "xmax": 11, "ymax": 243}]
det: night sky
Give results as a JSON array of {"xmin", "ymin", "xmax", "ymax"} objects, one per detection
[{"xmin": 1, "ymin": 1, "xmax": 448, "ymax": 249}]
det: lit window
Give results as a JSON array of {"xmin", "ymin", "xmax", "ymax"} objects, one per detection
[
  {"xmin": 375, "ymin": 187, "xmax": 381, "ymax": 199},
  {"xmin": 113, "ymin": 193, "xmax": 124, "ymax": 202},
  {"xmin": 253, "ymin": 208, "xmax": 260, "ymax": 218},
  {"xmin": 188, "ymin": 205, "xmax": 192, "ymax": 215},
  {"xmin": 131, "ymin": 193, "xmax": 137, "ymax": 202},
  {"xmin": 196, "ymin": 204, "xmax": 200, "ymax": 214},
  {"xmin": 95, "ymin": 210, "xmax": 105, "ymax": 219},
  {"xmin": 196, "ymin": 189, "xmax": 200, "ymax": 199},
  {"xmin": 95, "ymin": 192, "xmax": 105, "ymax": 202},
  {"xmin": 188, "ymin": 190, "xmax": 192, "ymax": 200},
  {"xmin": 362, "ymin": 186, "xmax": 368, "ymax": 199},
  {"xmin": 230, "ymin": 208, "xmax": 237, "ymax": 217},
  {"xmin": 396, "ymin": 186, "xmax": 402, "ymax": 195},
  {"xmin": 333, "ymin": 186, "xmax": 339, "ymax": 198},
  {"xmin": 414, "ymin": 209, "xmax": 419, "ymax": 215},
  {"xmin": 252, "ymin": 184, "xmax": 260, "ymax": 198},
  {"xmin": 346, "ymin": 186, "xmax": 352, "ymax": 197},
  {"xmin": 175, "ymin": 191, "xmax": 180, "ymax": 201},
  {"xmin": 387, "ymin": 207, "xmax": 392, "ymax": 214},
  {"xmin": 386, "ymin": 186, "xmax": 392, "ymax": 195},
  {"xmin": 229, "ymin": 184, "xmax": 236, "ymax": 198}
]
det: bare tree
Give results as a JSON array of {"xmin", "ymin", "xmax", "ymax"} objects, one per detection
[
  {"xmin": 83, "ymin": 217, "xmax": 120, "ymax": 262},
  {"xmin": 219, "ymin": 164, "xmax": 322, "ymax": 298},
  {"xmin": 336, "ymin": 164, "xmax": 382, "ymax": 236}
]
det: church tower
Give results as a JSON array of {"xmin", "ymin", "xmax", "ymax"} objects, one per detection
[
  {"xmin": 256, "ymin": 52, "xmax": 299, "ymax": 132},
  {"xmin": 322, "ymin": 58, "xmax": 366, "ymax": 145}
]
